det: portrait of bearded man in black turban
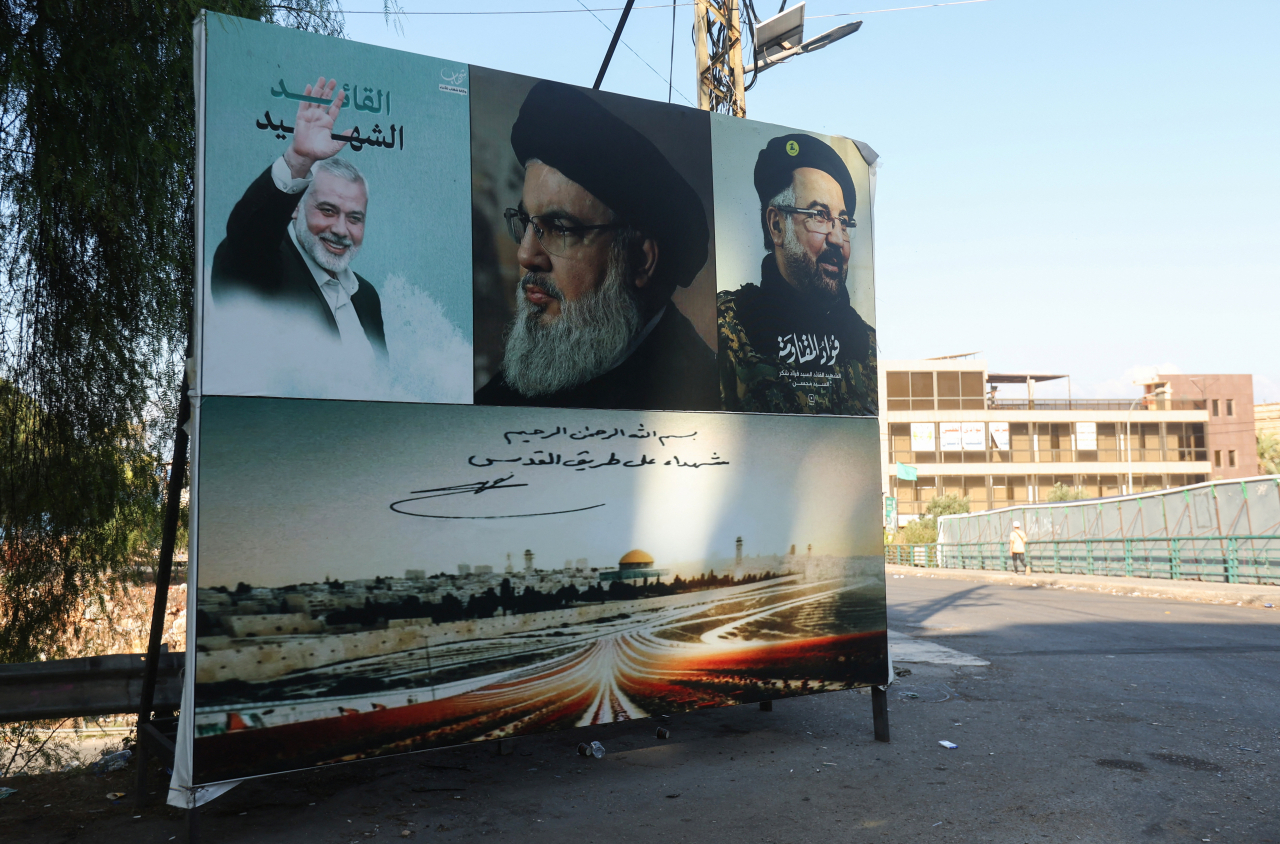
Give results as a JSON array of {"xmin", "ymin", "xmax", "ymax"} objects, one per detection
[{"xmin": 474, "ymin": 80, "xmax": 717, "ymax": 412}]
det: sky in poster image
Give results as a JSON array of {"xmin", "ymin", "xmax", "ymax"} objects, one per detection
[{"xmin": 195, "ymin": 399, "xmax": 883, "ymax": 588}]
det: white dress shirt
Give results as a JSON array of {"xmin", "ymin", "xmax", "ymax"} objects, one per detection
[{"xmin": 272, "ymin": 157, "xmax": 376, "ymax": 364}]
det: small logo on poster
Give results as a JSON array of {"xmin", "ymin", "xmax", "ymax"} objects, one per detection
[
  {"xmin": 439, "ymin": 67, "xmax": 468, "ymax": 95},
  {"xmin": 786, "ymin": 139, "xmax": 799, "ymax": 156}
]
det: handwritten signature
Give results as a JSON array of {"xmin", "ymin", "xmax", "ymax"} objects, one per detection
[{"xmin": 389, "ymin": 474, "xmax": 605, "ymax": 520}]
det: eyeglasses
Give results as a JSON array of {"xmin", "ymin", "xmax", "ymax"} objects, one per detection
[
  {"xmin": 774, "ymin": 205, "xmax": 856, "ymax": 240},
  {"xmin": 503, "ymin": 208, "xmax": 621, "ymax": 257}
]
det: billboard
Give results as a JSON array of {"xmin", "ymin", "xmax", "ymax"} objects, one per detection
[{"xmin": 177, "ymin": 13, "xmax": 885, "ymax": 799}]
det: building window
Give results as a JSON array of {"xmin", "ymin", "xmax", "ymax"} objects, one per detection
[
  {"xmin": 1166, "ymin": 422, "xmax": 1206, "ymax": 463},
  {"xmin": 960, "ymin": 372, "xmax": 985, "ymax": 410},
  {"xmin": 936, "ymin": 371, "xmax": 960, "ymax": 410},
  {"xmin": 1189, "ymin": 422, "xmax": 1207, "ymax": 461},
  {"xmin": 963, "ymin": 476, "xmax": 989, "ymax": 509},
  {"xmin": 1097, "ymin": 423, "xmax": 1119, "ymax": 462},
  {"xmin": 1212, "ymin": 399, "xmax": 1219, "ymax": 417},
  {"xmin": 1214, "ymin": 450, "xmax": 1222, "ymax": 468},
  {"xmin": 1009, "ymin": 423, "xmax": 1033, "ymax": 463},
  {"xmin": 1036, "ymin": 422, "xmax": 1075, "ymax": 462},
  {"xmin": 886, "ymin": 372, "xmax": 910, "ymax": 411},
  {"xmin": 910, "ymin": 372, "xmax": 935, "ymax": 410},
  {"xmin": 886, "ymin": 369, "xmax": 984, "ymax": 411},
  {"xmin": 1228, "ymin": 450, "xmax": 1236, "ymax": 468},
  {"xmin": 1226, "ymin": 399, "xmax": 1234, "ymax": 417},
  {"xmin": 886, "ymin": 371, "xmax": 940, "ymax": 411}
]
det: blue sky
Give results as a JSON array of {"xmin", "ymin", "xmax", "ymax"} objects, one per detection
[{"xmin": 341, "ymin": 0, "xmax": 1279, "ymax": 403}]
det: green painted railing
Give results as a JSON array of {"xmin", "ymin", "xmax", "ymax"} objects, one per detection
[{"xmin": 885, "ymin": 535, "xmax": 1280, "ymax": 586}]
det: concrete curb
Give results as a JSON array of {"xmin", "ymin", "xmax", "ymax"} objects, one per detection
[{"xmin": 885, "ymin": 563, "xmax": 1280, "ymax": 610}]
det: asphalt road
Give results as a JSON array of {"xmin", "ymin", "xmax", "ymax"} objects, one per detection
[{"xmin": 4, "ymin": 575, "xmax": 1277, "ymax": 843}]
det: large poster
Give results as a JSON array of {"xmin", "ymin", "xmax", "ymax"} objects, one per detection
[
  {"xmin": 197, "ymin": 15, "xmax": 473, "ymax": 404},
  {"xmin": 189, "ymin": 400, "xmax": 885, "ymax": 783},
  {"xmin": 180, "ymin": 13, "xmax": 886, "ymax": 797}
]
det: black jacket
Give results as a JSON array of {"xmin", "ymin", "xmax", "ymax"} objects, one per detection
[
  {"xmin": 211, "ymin": 166, "xmax": 387, "ymax": 357},
  {"xmin": 476, "ymin": 305, "xmax": 717, "ymax": 411},
  {"xmin": 731, "ymin": 256, "xmax": 873, "ymax": 366}
]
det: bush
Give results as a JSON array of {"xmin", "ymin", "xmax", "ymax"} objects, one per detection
[
  {"xmin": 890, "ymin": 494, "xmax": 970, "ymax": 546},
  {"xmin": 899, "ymin": 517, "xmax": 938, "ymax": 545}
]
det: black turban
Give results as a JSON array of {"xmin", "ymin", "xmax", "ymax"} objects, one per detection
[
  {"xmin": 510, "ymin": 80, "xmax": 708, "ymax": 289},
  {"xmin": 754, "ymin": 133, "xmax": 856, "ymax": 249}
]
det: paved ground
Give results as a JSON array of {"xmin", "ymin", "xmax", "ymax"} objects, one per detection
[
  {"xmin": 3, "ymin": 575, "xmax": 1277, "ymax": 843},
  {"xmin": 885, "ymin": 563, "xmax": 1280, "ymax": 609}
]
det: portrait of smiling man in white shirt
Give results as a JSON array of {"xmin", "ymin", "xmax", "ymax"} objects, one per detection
[{"xmin": 211, "ymin": 76, "xmax": 387, "ymax": 370}]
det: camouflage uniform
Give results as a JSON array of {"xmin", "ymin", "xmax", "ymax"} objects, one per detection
[{"xmin": 718, "ymin": 257, "xmax": 877, "ymax": 416}]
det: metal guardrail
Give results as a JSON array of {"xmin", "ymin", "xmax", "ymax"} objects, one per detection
[
  {"xmin": 886, "ymin": 535, "xmax": 1280, "ymax": 586},
  {"xmin": 0, "ymin": 651, "xmax": 184, "ymax": 722}
]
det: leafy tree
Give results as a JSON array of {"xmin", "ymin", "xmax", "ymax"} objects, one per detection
[
  {"xmin": 1046, "ymin": 482, "xmax": 1089, "ymax": 502},
  {"xmin": 1258, "ymin": 432, "xmax": 1280, "ymax": 476},
  {"xmin": 0, "ymin": 1, "xmax": 349, "ymax": 663},
  {"xmin": 924, "ymin": 493, "xmax": 971, "ymax": 518}
]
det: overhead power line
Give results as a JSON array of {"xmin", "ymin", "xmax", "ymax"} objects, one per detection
[
  {"xmin": 808, "ymin": 0, "xmax": 995, "ymax": 19},
  {"xmin": 575, "ymin": 0, "xmax": 696, "ymax": 105},
  {"xmin": 341, "ymin": 1, "xmax": 995, "ymax": 16},
  {"xmin": 341, "ymin": 3, "xmax": 694, "ymax": 14}
]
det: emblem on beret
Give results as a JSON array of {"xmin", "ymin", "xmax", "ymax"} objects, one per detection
[{"xmin": 786, "ymin": 140, "xmax": 799, "ymax": 156}]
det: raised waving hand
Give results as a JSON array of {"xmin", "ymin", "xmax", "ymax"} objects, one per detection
[{"xmin": 283, "ymin": 77, "xmax": 351, "ymax": 179}]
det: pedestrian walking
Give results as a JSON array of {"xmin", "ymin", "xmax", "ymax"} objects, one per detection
[{"xmin": 1009, "ymin": 520, "xmax": 1028, "ymax": 574}]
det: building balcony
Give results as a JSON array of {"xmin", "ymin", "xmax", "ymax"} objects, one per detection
[{"xmin": 986, "ymin": 398, "xmax": 1206, "ymax": 412}]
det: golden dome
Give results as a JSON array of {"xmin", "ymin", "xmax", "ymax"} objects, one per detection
[{"xmin": 619, "ymin": 549, "xmax": 654, "ymax": 566}]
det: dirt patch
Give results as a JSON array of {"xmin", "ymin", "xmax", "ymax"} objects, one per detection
[
  {"xmin": 1148, "ymin": 752, "xmax": 1224, "ymax": 773},
  {"xmin": 1096, "ymin": 758, "xmax": 1147, "ymax": 772}
]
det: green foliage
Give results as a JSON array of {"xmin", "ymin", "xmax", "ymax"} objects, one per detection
[
  {"xmin": 898, "ymin": 517, "xmax": 938, "ymax": 545},
  {"xmin": 1259, "ymin": 432, "xmax": 1280, "ymax": 476},
  {"xmin": 889, "ymin": 494, "xmax": 969, "ymax": 546},
  {"xmin": 924, "ymin": 493, "xmax": 971, "ymax": 518},
  {"xmin": 1047, "ymin": 482, "xmax": 1090, "ymax": 502},
  {"xmin": 0, "ymin": 1, "xmax": 346, "ymax": 663}
]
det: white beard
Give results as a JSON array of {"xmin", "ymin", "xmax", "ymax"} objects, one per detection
[
  {"xmin": 294, "ymin": 215, "xmax": 361, "ymax": 274},
  {"xmin": 501, "ymin": 257, "xmax": 642, "ymax": 398},
  {"xmin": 780, "ymin": 217, "xmax": 844, "ymax": 300}
]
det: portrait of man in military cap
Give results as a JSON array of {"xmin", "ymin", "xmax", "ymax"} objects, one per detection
[
  {"xmin": 717, "ymin": 133, "xmax": 877, "ymax": 416},
  {"xmin": 473, "ymin": 79, "xmax": 718, "ymax": 411}
]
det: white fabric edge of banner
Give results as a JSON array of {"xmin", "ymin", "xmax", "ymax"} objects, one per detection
[{"xmin": 168, "ymin": 15, "xmax": 244, "ymax": 810}]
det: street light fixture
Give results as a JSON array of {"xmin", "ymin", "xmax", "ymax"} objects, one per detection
[{"xmin": 744, "ymin": 2, "xmax": 863, "ymax": 77}]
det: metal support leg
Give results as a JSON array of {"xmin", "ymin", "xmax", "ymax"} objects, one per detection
[
  {"xmin": 138, "ymin": 367, "xmax": 191, "ymax": 807},
  {"xmin": 758, "ymin": 699, "xmax": 773, "ymax": 712},
  {"xmin": 872, "ymin": 686, "xmax": 890, "ymax": 742},
  {"xmin": 133, "ymin": 742, "xmax": 151, "ymax": 810},
  {"xmin": 188, "ymin": 803, "xmax": 200, "ymax": 844}
]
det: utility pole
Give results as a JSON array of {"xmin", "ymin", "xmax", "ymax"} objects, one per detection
[
  {"xmin": 693, "ymin": 0, "xmax": 747, "ymax": 117},
  {"xmin": 693, "ymin": 2, "xmax": 863, "ymax": 119}
]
